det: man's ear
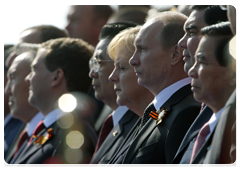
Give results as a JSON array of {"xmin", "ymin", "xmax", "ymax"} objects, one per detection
[
  {"xmin": 51, "ymin": 69, "xmax": 65, "ymax": 87},
  {"xmin": 170, "ymin": 44, "xmax": 182, "ymax": 66}
]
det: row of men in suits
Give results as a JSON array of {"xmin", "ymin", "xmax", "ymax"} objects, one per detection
[
  {"xmin": 4, "ymin": 5, "xmax": 235, "ymax": 164},
  {"xmin": 89, "ymin": 5, "xmax": 236, "ymax": 164},
  {"xmin": 4, "ymin": 25, "xmax": 69, "ymax": 160},
  {"xmin": 4, "ymin": 35, "xmax": 98, "ymax": 163}
]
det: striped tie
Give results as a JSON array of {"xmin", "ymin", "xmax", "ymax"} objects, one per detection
[
  {"xmin": 190, "ymin": 122, "xmax": 210, "ymax": 163},
  {"xmin": 27, "ymin": 121, "xmax": 45, "ymax": 146},
  {"xmin": 139, "ymin": 103, "xmax": 156, "ymax": 128}
]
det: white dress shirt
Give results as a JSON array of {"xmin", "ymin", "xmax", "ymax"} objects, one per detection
[
  {"xmin": 205, "ymin": 107, "xmax": 224, "ymax": 141},
  {"xmin": 43, "ymin": 108, "xmax": 69, "ymax": 128},
  {"xmin": 112, "ymin": 106, "xmax": 129, "ymax": 127},
  {"xmin": 26, "ymin": 112, "xmax": 44, "ymax": 136},
  {"xmin": 153, "ymin": 77, "xmax": 192, "ymax": 110}
]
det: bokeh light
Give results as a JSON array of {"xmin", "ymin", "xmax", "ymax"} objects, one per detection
[
  {"xmin": 58, "ymin": 93, "xmax": 77, "ymax": 112},
  {"xmin": 57, "ymin": 113, "xmax": 74, "ymax": 129},
  {"xmin": 64, "ymin": 148, "xmax": 83, "ymax": 164},
  {"xmin": 66, "ymin": 131, "xmax": 84, "ymax": 149}
]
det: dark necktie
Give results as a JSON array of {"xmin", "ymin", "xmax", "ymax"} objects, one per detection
[
  {"xmin": 139, "ymin": 103, "xmax": 156, "ymax": 129},
  {"xmin": 93, "ymin": 113, "xmax": 113, "ymax": 156},
  {"xmin": 190, "ymin": 122, "xmax": 210, "ymax": 163},
  {"xmin": 14, "ymin": 129, "xmax": 28, "ymax": 157},
  {"xmin": 27, "ymin": 121, "xmax": 45, "ymax": 146}
]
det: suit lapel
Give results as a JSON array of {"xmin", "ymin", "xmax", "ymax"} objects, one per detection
[
  {"xmin": 109, "ymin": 117, "xmax": 141, "ymax": 164},
  {"xmin": 173, "ymin": 106, "xmax": 213, "ymax": 162},
  {"xmin": 123, "ymin": 84, "xmax": 193, "ymax": 163},
  {"xmin": 123, "ymin": 117, "xmax": 156, "ymax": 163},
  {"xmin": 93, "ymin": 110, "xmax": 135, "ymax": 163},
  {"xmin": 13, "ymin": 123, "xmax": 59, "ymax": 164},
  {"xmin": 191, "ymin": 130, "xmax": 214, "ymax": 164}
]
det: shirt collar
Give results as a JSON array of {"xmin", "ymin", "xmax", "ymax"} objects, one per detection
[
  {"xmin": 112, "ymin": 105, "xmax": 129, "ymax": 127},
  {"xmin": 43, "ymin": 108, "xmax": 69, "ymax": 128},
  {"xmin": 208, "ymin": 107, "xmax": 224, "ymax": 133},
  {"xmin": 4, "ymin": 114, "xmax": 12, "ymax": 127},
  {"xmin": 26, "ymin": 112, "xmax": 44, "ymax": 136},
  {"xmin": 153, "ymin": 77, "xmax": 192, "ymax": 110}
]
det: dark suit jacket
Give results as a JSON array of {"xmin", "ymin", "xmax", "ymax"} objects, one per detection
[
  {"xmin": 94, "ymin": 104, "xmax": 113, "ymax": 135},
  {"xmin": 122, "ymin": 84, "xmax": 201, "ymax": 164},
  {"xmin": 202, "ymin": 90, "xmax": 236, "ymax": 164},
  {"xmin": 11, "ymin": 113, "xmax": 97, "ymax": 164},
  {"xmin": 90, "ymin": 110, "xmax": 139, "ymax": 164},
  {"xmin": 172, "ymin": 106, "xmax": 213, "ymax": 164},
  {"xmin": 4, "ymin": 116, "xmax": 25, "ymax": 159},
  {"xmin": 108, "ymin": 118, "xmax": 141, "ymax": 164}
]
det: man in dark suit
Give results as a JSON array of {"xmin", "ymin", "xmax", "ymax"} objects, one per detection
[
  {"xmin": 114, "ymin": 11, "xmax": 201, "ymax": 164},
  {"xmin": 172, "ymin": 6, "xmax": 230, "ymax": 164},
  {"xmin": 4, "ymin": 48, "xmax": 44, "ymax": 162},
  {"xmin": 89, "ymin": 22, "xmax": 140, "ymax": 164},
  {"xmin": 188, "ymin": 22, "xmax": 235, "ymax": 164},
  {"xmin": 203, "ymin": 6, "xmax": 236, "ymax": 164},
  {"xmin": 11, "ymin": 38, "xmax": 97, "ymax": 164}
]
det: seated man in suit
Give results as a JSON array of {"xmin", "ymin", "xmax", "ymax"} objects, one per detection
[
  {"xmin": 114, "ymin": 11, "xmax": 201, "ymax": 164},
  {"xmin": 11, "ymin": 37, "xmax": 97, "ymax": 164},
  {"xmin": 188, "ymin": 22, "xmax": 235, "ymax": 164},
  {"xmin": 89, "ymin": 22, "xmax": 140, "ymax": 164},
  {"xmin": 4, "ymin": 47, "xmax": 44, "ymax": 162},
  {"xmin": 172, "ymin": 5, "xmax": 229, "ymax": 164}
]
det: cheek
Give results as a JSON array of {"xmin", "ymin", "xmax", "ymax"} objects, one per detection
[
  {"xmin": 188, "ymin": 38, "xmax": 200, "ymax": 56},
  {"xmin": 122, "ymin": 72, "xmax": 138, "ymax": 92}
]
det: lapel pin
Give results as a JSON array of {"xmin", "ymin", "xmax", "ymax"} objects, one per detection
[
  {"xmin": 113, "ymin": 130, "xmax": 118, "ymax": 136},
  {"xmin": 149, "ymin": 107, "xmax": 168, "ymax": 125}
]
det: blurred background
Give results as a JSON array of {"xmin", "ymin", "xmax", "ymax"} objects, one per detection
[{"xmin": 2, "ymin": 3, "xmax": 174, "ymax": 45}]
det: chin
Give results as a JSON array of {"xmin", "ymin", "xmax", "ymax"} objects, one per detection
[
  {"xmin": 193, "ymin": 93, "xmax": 202, "ymax": 103},
  {"xmin": 117, "ymin": 98, "xmax": 125, "ymax": 106}
]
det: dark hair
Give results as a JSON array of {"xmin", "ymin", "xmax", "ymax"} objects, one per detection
[
  {"xmin": 204, "ymin": 5, "xmax": 228, "ymax": 25},
  {"xmin": 201, "ymin": 22, "xmax": 233, "ymax": 66},
  {"xmin": 40, "ymin": 37, "xmax": 94, "ymax": 93},
  {"xmin": 92, "ymin": 5, "xmax": 114, "ymax": 20},
  {"xmin": 190, "ymin": 5, "xmax": 211, "ymax": 10},
  {"xmin": 109, "ymin": 6, "xmax": 149, "ymax": 25},
  {"xmin": 99, "ymin": 21, "xmax": 139, "ymax": 40},
  {"xmin": 23, "ymin": 25, "xmax": 68, "ymax": 43},
  {"xmin": 190, "ymin": 5, "xmax": 228, "ymax": 25}
]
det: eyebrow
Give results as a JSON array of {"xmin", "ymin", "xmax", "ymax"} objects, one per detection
[
  {"xmin": 196, "ymin": 54, "xmax": 207, "ymax": 61},
  {"xmin": 95, "ymin": 51, "xmax": 103, "ymax": 59},
  {"xmin": 185, "ymin": 24, "xmax": 198, "ymax": 31}
]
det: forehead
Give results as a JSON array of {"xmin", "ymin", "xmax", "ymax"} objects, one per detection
[
  {"xmin": 93, "ymin": 39, "xmax": 111, "ymax": 60},
  {"xmin": 32, "ymin": 48, "xmax": 48, "ymax": 65},
  {"xmin": 135, "ymin": 20, "xmax": 162, "ymax": 44},
  {"xmin": 8, "ymin": 52, "xmax": 31, "ymax": 73},
  {"xmin": 184, "ymin": 10, "xmax": 206, "ymax": 29},
  {"xmin": 197, "ymin": 36, "xmax": 217, "ymax": 57}
]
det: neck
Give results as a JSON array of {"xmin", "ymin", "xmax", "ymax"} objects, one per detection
[
  {"xmin": 126, "ymin": 92, "xmax": 154, "ymax": 118},
  {"xmin": 21, "ymin": 108, "xmax": 39, "ymax": 123},
  {"xmin": 102, "ymin": 98, "xmax": 118, "ymax": 111},
  {"xmin": 148, "ymin": 68, "xmax": 188, "ymax": 97}
]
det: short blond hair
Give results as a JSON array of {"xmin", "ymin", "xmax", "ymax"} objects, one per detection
[{"xmin": 107, "ymin": 26, "xmax": 141, "ymax": 60}]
